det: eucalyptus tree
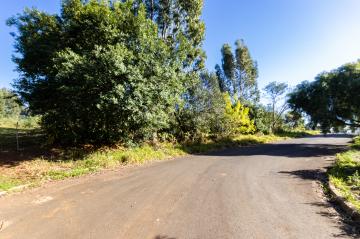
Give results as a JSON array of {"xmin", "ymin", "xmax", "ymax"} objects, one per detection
[
  {"xmin": 234, "ymin": 40, "xmax": 259, "ymax": 102},
  {"xmin": 216, "ymin": 39, "xmax": 259, "ymax": 103},
  {"xmin": 135, "ymin": 0, "xmax": 206, "ymax": 72},
  {"xmin": 215, "ymin": 64, "xmax": 227, "ymax": 93},
  {"xmin": 220, "ymin": 44, "xmax": 236, "ymax": 96}
]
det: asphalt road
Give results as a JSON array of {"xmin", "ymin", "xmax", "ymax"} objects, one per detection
[{"xmin": 0, "ymin": 135, "xmax": 357, "ymax": 239}]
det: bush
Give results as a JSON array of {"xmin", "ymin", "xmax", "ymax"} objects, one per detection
[
  {"xmin": 10, "ymin": 1, "xmax": 191, "ymax": 145},
  {"xmin": 223, "ymin": 93, "xmax": 256, "ymax": 135}
]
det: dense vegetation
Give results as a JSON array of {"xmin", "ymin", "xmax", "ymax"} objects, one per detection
[
  {"xmin": 6, "ymin": 0, "xmax": 310, "ymax": 147},
  {"xmin": 3, "ymin": 1, "xmax": 270, "ymax": 145},
  {"xmin": 8, "ymin": 0, "xmax": 206, "ymax": 145}
]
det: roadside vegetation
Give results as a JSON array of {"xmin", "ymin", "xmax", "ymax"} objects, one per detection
[
  {"xmin": 0, "ymin": 127, "xmax": 316, "ymax": 192},
  {"xmin": 0, "ymin": 85, "xmax": 317, "ymax": 192},
  {"xmin": 328, "ymin": 136, "xmax": 360, "ymax": 211}
]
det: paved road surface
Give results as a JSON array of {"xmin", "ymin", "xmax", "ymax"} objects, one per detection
[{"xmin": 0, "ymin": 135, "xmax": 357, "ymax": 238}]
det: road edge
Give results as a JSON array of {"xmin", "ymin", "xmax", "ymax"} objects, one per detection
[
  {"xmin": 0, "ymin": 184, "xmax": 30, "ymax": 198},
  {"xmin": 328, "ymin": 181, "xmax": 360, "ymax": 222}
]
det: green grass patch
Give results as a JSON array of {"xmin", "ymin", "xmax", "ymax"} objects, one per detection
[
  {"xmin": 0, "ymin": 127, "xmax": 44, "ymax": 151},
  {"xmin": 43, "ymin": 143, "xmax": 187, "ymax": 181},
  {"xmin": 275, "ymin": 129, "xmax": 321, "ymax": 138},
  {"xmin": 0, "ymin": 116, "xmax": 40, "ymax": 129},
  {"xmin": 180, "ymin": 134, "xmax": 285, "ymax": 154},
  {"xmin": 0, "ymin": 176, "xmax": 24, "ymax": 191},
  {"xmin": 328, "ymin": 136, "xmax": 360, "ymax": 212}
]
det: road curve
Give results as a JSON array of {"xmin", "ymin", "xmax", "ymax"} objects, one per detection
[{"xmin": 0, "ymin": 135, "xmax": 356, "ymax": 239}]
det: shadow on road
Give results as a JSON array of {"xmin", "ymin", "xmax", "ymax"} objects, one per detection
[
  {"xmin": 280, "ymin": 168, "xmax": 360, "ymax": 238},
  {"xmin": 308, "ymin": 201, "xmax": 360, "ymax": 238},
  {"xmin": 198, "ymin": 134, "xmax": 351, "ymax": 158},
  {"xmin": 274, "ymin": 136, "xmax": 359, "ymax": 238},
  {"xmin": 278, "ymin": 169, "xmax": 327, "ymax": 182},
  {"xmin": 0, "ymin": 134, "xmax": 351, "ymax": 169},
  {"xmin": 154, "ymin": 235, "xmax": 176, "ymax": 239},
  {"xmin": 205, "ymin": 142, "xmax": 349, "ymax": 158}
]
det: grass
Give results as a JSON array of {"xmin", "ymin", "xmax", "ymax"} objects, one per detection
[
  {"xmin": 0, "ymin": 128, "xmax": 44, "ymax": 151},
  {"xmin": 0, "ymin": 126, "xmax": 318, "ymax": 192},
  {"xmin": 275, "ymin": 129, "xmax": 321, "ymax": 138},
  {"xmin": 0, "ymin": 116, "xmax": 40, "ymax": 129},
  {"xmin": 180, "ymin": 134, "xmax": 285, "ymax": 153},
  {"xmin": 328, "ymin": 136, "xmax": 360, "ymax": 212},
  {"xmin": 0, "ymin": 176, "xmax": 22, "ymax": 191}
]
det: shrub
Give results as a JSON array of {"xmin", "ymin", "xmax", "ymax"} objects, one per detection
[
  {"xmin": 9, "ymin": 1, "xmax": 191, "ymax": 145},
  {"xmin": 223, "ymin": 93, "xmax": 256, "ymax": 135}
]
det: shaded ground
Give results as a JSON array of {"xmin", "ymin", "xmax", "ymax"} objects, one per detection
[
  {"xmin": 0, "ymin": 128, "xmax": 47, "ymax": 168},
  {"xmin": 0, "ymin": 135, "xmax": 358, "ymax": 238}
]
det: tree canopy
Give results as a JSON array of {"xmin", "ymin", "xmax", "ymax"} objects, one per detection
[
  {"xmin": 8, "ymin": 0, "xmax": 205, "ymax": 144},
  {"xmin": 135, "ymin": 0, "xmax": 206, "ymax": 71},
  {"xmin": 288, "ymin": 60, "xmax": 360, "ymax": 133}
]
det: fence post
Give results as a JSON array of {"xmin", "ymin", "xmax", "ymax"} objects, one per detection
[{"xmin": 16, "ymin": 121, "xmax": 19, "ymax": 151}]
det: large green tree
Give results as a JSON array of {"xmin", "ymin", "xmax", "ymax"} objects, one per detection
[
  {"xmin": 8, "ymin": 0, "xmax": 204, "ymax": 144},
  {"xmin": 288, "ymin": 61, "xmax": 360, "ymax": 133}
]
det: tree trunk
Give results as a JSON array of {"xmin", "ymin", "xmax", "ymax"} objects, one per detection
[
  {"xmin": 149, "ymin": 0, "xmax": 155, "ymax": 21},
  {"xmin": 272, "ymin": 101, "xmax": 275, "ymax": 133}
]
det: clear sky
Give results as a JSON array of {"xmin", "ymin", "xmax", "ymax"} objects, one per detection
[{"xmin": 1, "ymin": 0, "xmax": 360, "ymax": 91}]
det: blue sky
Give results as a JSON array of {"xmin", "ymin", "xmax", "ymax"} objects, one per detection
[{"xmin": 1, "ymin": 0, "xmax": 360, "ymax": 91}]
